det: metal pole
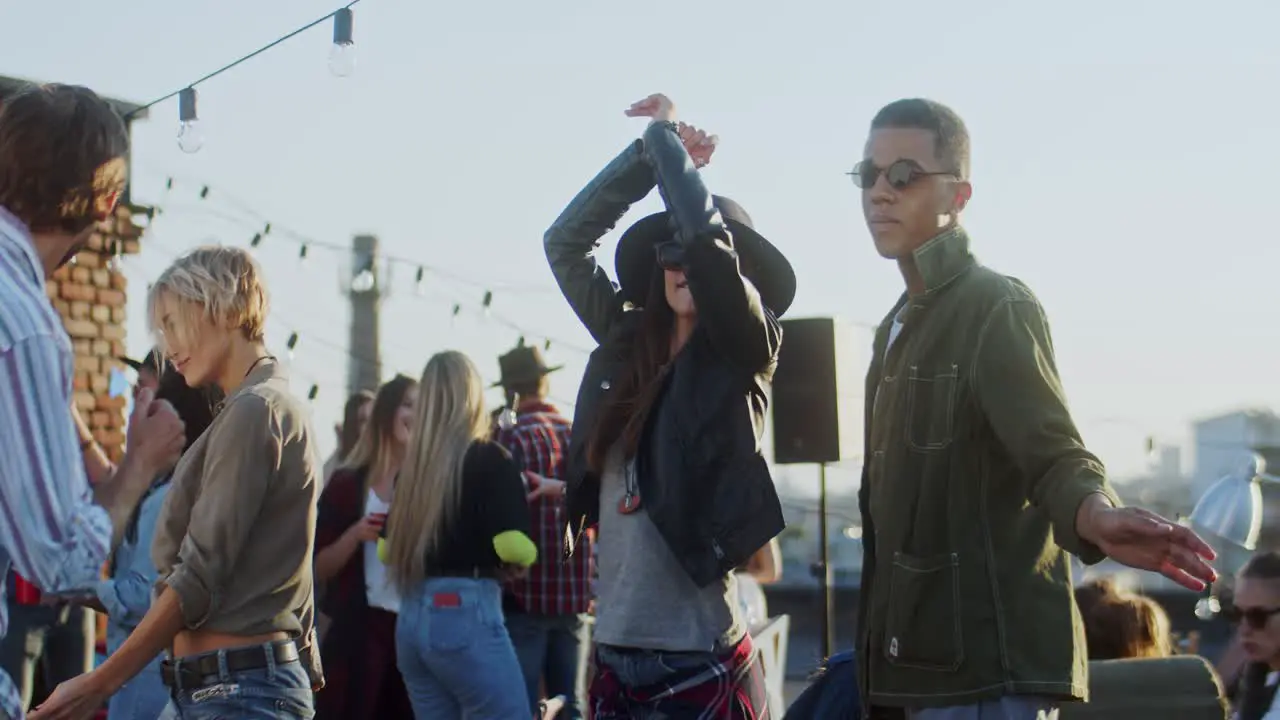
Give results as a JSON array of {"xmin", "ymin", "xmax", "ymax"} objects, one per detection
[{"xmin": 818, "ymin": 461, "xmax": 835, "ymax": 658}]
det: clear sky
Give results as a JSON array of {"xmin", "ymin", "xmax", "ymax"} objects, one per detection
[{"xmin": 5, "ymin": 0, "xmax": 1278, "ymax": 495}]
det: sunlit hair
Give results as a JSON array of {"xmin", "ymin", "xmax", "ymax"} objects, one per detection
[
  {"xmin": 146, "ymin": 246, "xmax": 269, "ymax": 355},
  {"xmin": 385, "ymin": 351, "xmax": 490, "ymax": 590},
  {"xmin": 341, "ymin": 375, "xmax": 416, "ymax": 497},
  {"xmin": 1075, "ymin": 578, "xmax": 1173, "ymax": 660}
]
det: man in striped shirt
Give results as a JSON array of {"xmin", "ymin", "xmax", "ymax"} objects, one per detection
[
  {"xmin": 0, "ymin": 83, "xmax": 185, "ymax": 719},
  {"xmin": 492, "ymin": 345, "xmax": 592, "ymax": 720}
]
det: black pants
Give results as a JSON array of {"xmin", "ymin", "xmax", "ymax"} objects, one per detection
[{"xmin": 0, "ymin": 601, "xmax": 94, "ymax": 710}]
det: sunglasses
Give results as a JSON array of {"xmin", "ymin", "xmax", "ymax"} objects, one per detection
[
  {"xmin": 655, "ymin": 241, "xmax": 685, "ymax": 271},
  {"xmin": 848, "ymin": 159, "xmax": 955, "ymax": 190},
  {"xmin": 1223, "ymin": 604, "xmax": 1280, "ymax": 629}
]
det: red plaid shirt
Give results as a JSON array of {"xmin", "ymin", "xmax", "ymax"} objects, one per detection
[{"xmin": 494, "ymin": 399, "xmax": 592, "ymax": 616}]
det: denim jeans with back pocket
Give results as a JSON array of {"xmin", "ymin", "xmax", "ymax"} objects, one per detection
[
  {"xmin": 395, "ymin": 576, "xmax": 528, "ymax": 720},
  {"xmin": 156, "ymin": 643, "xmax": 314, "ymax": 719}
]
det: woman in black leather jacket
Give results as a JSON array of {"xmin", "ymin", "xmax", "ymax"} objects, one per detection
[{"xmin": 544, "ymin": 93, "xmax": 796, "ymax": 718}]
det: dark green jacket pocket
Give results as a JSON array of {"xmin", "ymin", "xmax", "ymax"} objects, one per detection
[{"xmin": 883, "ymin": 551, "xmax": 964, "ymax": 672}]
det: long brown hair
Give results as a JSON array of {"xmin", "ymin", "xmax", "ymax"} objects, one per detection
[
  {"xmin": 586, "ymin": 270, "xmax": 678, "ymax": 473},
  {"xmin": 339, "ymin": 390, "xmax": 375, "ymax": 460},
  {"xmin": 341, "ymin": 375, "xmax": 416, "ymax": 496}
]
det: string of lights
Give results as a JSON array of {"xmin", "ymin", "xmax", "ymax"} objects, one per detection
[
  {"xmin": 125, "ymin": 1, "xmax": 364, "ymax": 152},
  {"xmin": 144, "ymin": 174, "xmax": 558, "ymax": 295},
  {"xmin": 136, "ymin": 176, "xmax": 592, "ymax": 355},
  {"xmin": 131, "ymin": 232, "xmax": 579, "ymax": 409}
]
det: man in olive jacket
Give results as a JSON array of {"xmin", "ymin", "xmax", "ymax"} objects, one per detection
[{"xmin": 852, "ymin": 98, "xmax": 1219, "ymax": 719}]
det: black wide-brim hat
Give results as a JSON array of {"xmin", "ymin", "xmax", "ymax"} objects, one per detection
[{"xmin": 615, "ymin": 195, "xmax": 796, "ymax": 317}]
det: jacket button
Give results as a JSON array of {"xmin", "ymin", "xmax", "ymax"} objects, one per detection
[{"xmin": 601, "ymin": 380, "xmax": 611, "ymax": 391}]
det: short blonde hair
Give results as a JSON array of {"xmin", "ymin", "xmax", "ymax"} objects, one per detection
[{"xmin": 147, "ymin": 246, "xmax": 269, "ymax": 353}]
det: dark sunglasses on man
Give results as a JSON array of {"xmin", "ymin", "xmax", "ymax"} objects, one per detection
[
  {"xmin": 1222, "ymin": 603, "xmax": 1280, "ymax": 629},
  {"xmin": 848, "ymin": 158, "xmax": 956, "ymax": 191}
]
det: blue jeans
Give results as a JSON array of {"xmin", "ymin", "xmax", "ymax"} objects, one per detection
[
  {"xmin": 396, "ymin": 577, "xmax": 527, "ymax": 719},
  {"xmin": 506, "ymin": 612, "xmax": 588, "ymax": 720},
  {"xmin": 156, "ymin": 643, "xmax": 314, "ymax": 719},
  {"xmin": 106, "ymin": 653, "xmax": 167, "ymax": 720}
]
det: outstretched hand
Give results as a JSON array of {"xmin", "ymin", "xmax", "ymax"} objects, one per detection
[{"xmin": 1079, "ymin": 498, "xmax": 1218, "ymax": 591}]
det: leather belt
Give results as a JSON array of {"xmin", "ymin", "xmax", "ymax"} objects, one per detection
[{"xmin": 160, "ymin": 640, "xmax": 298, "ymax": 689}]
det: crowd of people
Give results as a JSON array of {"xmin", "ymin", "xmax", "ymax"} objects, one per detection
[{"xmin": 0, "ymin": 76, "xmax": 1272, "ymax": 720}]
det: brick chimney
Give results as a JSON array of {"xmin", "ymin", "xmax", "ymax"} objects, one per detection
[{"xmin": 45, "ymin": 211, "xmax": 144, "ymax": 463}]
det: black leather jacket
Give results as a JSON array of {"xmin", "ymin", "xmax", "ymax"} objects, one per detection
[{"xmin": 543, "ymin": 121, "xmax": 785, "ymax": 589}]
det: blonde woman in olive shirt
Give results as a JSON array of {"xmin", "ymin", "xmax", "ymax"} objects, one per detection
[
  {"xmin": 382, "ymin": 350, "xmax": 536, "ymax": 720},
  {"xmin": 34, "ymin": 246, "xmax": 322, "ymax": 720}
]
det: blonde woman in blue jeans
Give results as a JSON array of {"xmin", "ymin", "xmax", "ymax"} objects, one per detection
[{"xmin": 382, "ymin": 350, "xmax": 536, "ymax": 719}]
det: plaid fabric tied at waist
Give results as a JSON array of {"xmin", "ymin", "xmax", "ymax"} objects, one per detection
[{"xmin": 589, "ymin": 635, "xmax": 770, "ymax": 719}]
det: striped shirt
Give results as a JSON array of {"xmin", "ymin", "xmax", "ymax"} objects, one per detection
[
  {"xmin": 493, "ymin": 399, "xmax": 592, "ymax": 615},
  {"xmin": 0, "ymin": 207, "xmax": 114, "ymax": 719}
]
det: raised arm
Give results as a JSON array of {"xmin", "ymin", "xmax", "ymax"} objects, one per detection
[
  {"xmin": 973, "ymin": 287, "xmax": 1216, "ymax": 591},
  {"xmin": 544, "ymin": 141, "xmax": 655, "ymax": 343},
  {"xmin": 631, "ymin": 97, "xmax": 781, "ymax": 373},
  {"xmin": 95, "ymin": 487, "xmax": 168, "ymax": 625}
]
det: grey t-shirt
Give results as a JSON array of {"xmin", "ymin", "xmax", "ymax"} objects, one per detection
[{"xmin": 592, "ymin": 446, "xmax": 744, "ymax": 653}]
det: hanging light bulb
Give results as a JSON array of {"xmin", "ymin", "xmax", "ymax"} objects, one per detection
[
  {"xmin": 329, "ymin": 8, "xmax": 356, "ymax": 77},
  {"xmin": 177, "ymin": 88, "xmax": 204, "ymax": 154},
  {"xmin": 286, "ymin": 332, "xmax": 299, "ymax": 359},
  {"xmin": 299, "ymin": 244, "xmax": 309, "ymax": 261},
  {"xmin": 308, "ymin": 384, "xmax": 319, "ymax": 401},
  {"xmin": 414, "ymin": 266, "xmax": 426, "ymax": 295}
]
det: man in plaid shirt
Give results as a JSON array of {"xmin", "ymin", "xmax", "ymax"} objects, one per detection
[{"xmin": 492, "ymin": 345, "xmax": 592, "ymax": 720}]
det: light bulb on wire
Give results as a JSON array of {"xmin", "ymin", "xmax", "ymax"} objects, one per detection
[
  {"xmin": 177, "ymin": 87, "xmax": 204, "ymax": 154},
  {"xmin": 329, "ymin": 8, "xmax": 356, "ymax": 77}
]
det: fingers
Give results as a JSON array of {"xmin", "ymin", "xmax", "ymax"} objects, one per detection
[
  {"xmin": 132, "ymin": 387, "xmax": 155, "ymax": 416},
  {"xmin": 624, "ymin": 96, "xmax": 660, "ymax": 118},
  {"xmin": 1166, "ymin": 542, "xmax": 1218, "ymax": 586},
  {"xmin": 1160, "ymin": 561, "xmax": 1209, "ymax": 593},
  {"xmin": 1170, "ymin": 523, "xmax": 1218, "ymax": 562}
]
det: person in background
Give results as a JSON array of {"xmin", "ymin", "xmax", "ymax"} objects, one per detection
[
  {"xmin": 0, "ymin": 574, "xmax": 96, "ymax": 715},
  {"xmin": 0, "ymin": 82, "xmax": 185, "ymax": 720},
  {"xmin": 313, "ymin": 374, "xmax": 416, "ymax": 720},
  {"xmin": 33, "ymin": 245, "xmax": 324, "ymax": 719},
  {"xmin": 1073, "ymin": 578, "xmax": 1173, "ymax": 660},
  {"xmin": 491, "ymin": 344, "xmax": 589, "ymax": 719},
  {"xmin": 118, "ymin": 352, "xmax": 162, "ymax": 398},
  {"xmin": 1226, "ymin": 552, "xmax": 1280, "ymax": 720},
  {"xmin": 92, "ymin": 365, "xmax": 223, "ymax": 720},
  {"xmin": 382, "ymin": 350, "xmax": 534, "ymax": 719},
  {"xmin": 545, "ymin": 93, "xmax": 794, "ymax": 717},
  {"xmin": 322, "ymin": 391, "xmax": 375, "ymax": 488},
  {"xmin": 851, "ymin": 97, "xmax": 1216, "ymax": 719}
]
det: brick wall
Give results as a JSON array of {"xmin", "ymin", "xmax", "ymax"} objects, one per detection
[{"xmin": 44, "ymin": 206, "xmax": 143, "ymax": 464}]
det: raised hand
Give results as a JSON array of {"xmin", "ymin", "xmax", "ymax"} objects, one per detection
[
  {"xmin": 625, "ymin": 93, "xmax": 676, "ymax": 123},
  {"xmin": 123, "ymin": 387, "xmax": 185, "ymax": 476},
  {"xmin": 677, "ymin": 122, "xmax": 718, "ymax": 169}
]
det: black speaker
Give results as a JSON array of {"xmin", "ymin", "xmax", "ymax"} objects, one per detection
[{"xmin": 771, "ymin": 317, "xmax": 860, "ymax": 465}]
